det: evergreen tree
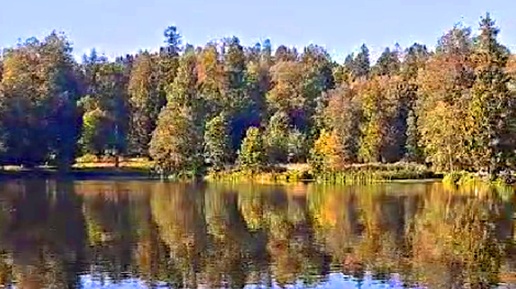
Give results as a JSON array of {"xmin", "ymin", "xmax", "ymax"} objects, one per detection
[
  {"xmin": 468, "ymin": 14, "xmax": 514, "ymax": 175},
  {"xmin": 352, "ymin": 44, "xmax": 370, "ymax": 79},
  {"xmin": 157, "ymin": 26, "xmax": 182, "ymax": 109},
  {"xmin": 372, "ymin": 47, "xmax": 400, "ymax": 76}
]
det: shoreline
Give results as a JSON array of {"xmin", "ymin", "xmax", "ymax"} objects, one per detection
[
  {"xmin": 0, "ymin": 164, "xmax": 512, "ymax": 189},
  {"xmin": 0, "ymin": 167, "xmax": 156, "ymax": 181}
]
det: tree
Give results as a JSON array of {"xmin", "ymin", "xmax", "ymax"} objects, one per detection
[
  {"xmin": 401, "ymin": 43, "xmax": 430, "ymax": 162},
  {"xmin": 352, "ymin": 44, "xmax": 370, "ymax": 79},
  {"xmin": 309, "ymin": 129, "xmax": 344, "ymax": 174},
  {"xmin": 149, "ymin": 48, "xmax": 203, "ymax": 177},
  {"xmin": 197, "ymin": 43, "xmax": 224, "ymax": 117},
  {"xmin": 357, "ymin": 76, "xmax": 408, "ymax": 163},
  {"xmin": 405, "ymin": 109, "xmax": 423, "ymax": 162},
  {"xmin": 274, "ymin": 45, "xmax": 298, "ymax": 62},
  {"xmin": 158, "ymin": 26, "xmax": 182, "ymax": 107},
  {"xmin": 468, "ymin": 14, "xmax": 514, "ymax": 175},
  {"xmin": 149, "ymin": 104, "xmax": 203, "ymax": 176},
  {"xmin": 128, "ymin": 52, "xmax": 164, "ymax": 156},
  {"xmin": 162, "ymin": 26, "xmax": 182, "ymax": 56},
  {"xmin": 222, "ymin": 37, "xmax": 256, "ymax": 150},
  {"xmin": 79, "ymin": 58, "xmax": 130, "ymax": 163},
  {"xmin": 237, "ymin": 127, "xmax": 266, "ymax": 172},
  {"xmin": 267, "ymin": 61, "xmax": 304, "ymax": 117},
  {"xmin": 322, "ymin": 85, "xmax": 362, "ymax": 164},
  {"xmin": 286, "ymin": 129, "xmax": 307, "ymax": 163},
  {"xmin": 401, "ymin": 43, "xmax": 430, "ymax": 80},
  {"xmin": 204, "ymin": 113, "xmax": 232, "ymax": 171},
  {"xmin": 39, "ymin": 32, "xmax": 83, "ymax": 169},
  {"xmin": 0, "ymin": 32, "xmax": 82, "ymax": 169},
  {"xmin": 416, "ymin": 26, "xmax": 475, "ymax": 171},
  {"xmin": 168, "ymin": 50, "xmax": 202, "ymax": 115},
  {"xmin": 372, "ymin": 47, "xmax": 400, "ymax": 76},
  {"xmin": 79, "ymin": 103, "xmax": 111, "ymax": 157},
  {"xmin": 264, "ymin": 111, "xmax": 290, "ymax": 164}
]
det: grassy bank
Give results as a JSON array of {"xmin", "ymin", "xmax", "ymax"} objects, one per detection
[
  {"xmin": 443, "ymin": 171, "xmax": 515, "ymax": 187},
  {"xmin": 0, "ymin": 157, "xmax": 154, "ymax": 180},
  {"xmin": 205, "ymin": 162, "xmax": 439, "ymax": 184},
  {"xmin": 8, "ymin": 157, "xmax": 516, "ymax": 189},
  {"xmin": 314, "ymin": 163, "xmax": 439, "ymax": 184},
  {"xmin": 441, "ymin": 171, "xmax": 515, "ymax": 200},
  {"xmin": 205, "ymin": 167, "xmax": 312, "ymax": 184}
]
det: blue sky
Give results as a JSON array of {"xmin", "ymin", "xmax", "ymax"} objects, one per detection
[{"xmin": 0, "ymin": 0, "xmax": 514, "ymax": 62}]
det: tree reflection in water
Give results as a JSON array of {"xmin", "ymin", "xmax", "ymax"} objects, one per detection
[{"xmin": 0, "ymin": 180, "xmax": 513, "ymax": 288}]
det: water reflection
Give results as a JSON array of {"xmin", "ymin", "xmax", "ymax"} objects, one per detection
[{"xmin": 0, "ymin": 180, "xmax": 514, "ymax": 288}]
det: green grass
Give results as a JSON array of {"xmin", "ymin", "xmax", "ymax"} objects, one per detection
[
  {"xmin": 313, "ymin": 162, "xmax": 438, "ymax": 184},
  {"xmin": 205, "ymin": 166, "xmax": 313, "ymax": 184},
  {"xmin": 206, "ymin": 162, "xmax": 438, "ymax": 184}
]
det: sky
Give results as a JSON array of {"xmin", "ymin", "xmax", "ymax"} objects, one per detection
[{"xmin": 0, "ymin": 0, "xmax": 515, "ymax": 63}]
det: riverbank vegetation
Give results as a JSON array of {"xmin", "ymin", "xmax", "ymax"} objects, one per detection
[{"xmin": 0, "ymin": 14, "xmax": 515, "ymax": 183}]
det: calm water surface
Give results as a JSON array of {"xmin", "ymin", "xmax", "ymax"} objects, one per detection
[{"xmin": 0, "ymin": 180, "xmax": 515, "ymax": 288}]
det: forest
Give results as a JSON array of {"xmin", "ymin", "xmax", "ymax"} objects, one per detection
[{"xmin": 0, "ymin": 13, "xmax": 514, "ymax": 179}]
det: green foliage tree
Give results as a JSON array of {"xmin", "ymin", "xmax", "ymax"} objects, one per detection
[
  {"xmin": 204, "ymin": 113, "xmax": 232, "ymax": 171},
  {"xmin": 264, "ymin": 111, "xmax": 290, "ymax": 164},
  {"xmin": 237, "ymin": 127, "xmax": 266, "ymax": 172},
  {"xmin": 79, "ymin": 103, "xmax": 111, "ymax": 157},
  {"xmin": 467, "ymin": 14, "xmax": 515, "ymax": 176},
  {"xmin": 79, "ymin": 58, "xmax": 130, "ymax": 163},
  {"xmin": 168, "ymin": 50, "xmax": 202, "ymax": 115}
]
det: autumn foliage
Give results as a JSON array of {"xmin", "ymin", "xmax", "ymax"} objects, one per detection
[{"xmin": 0, "ymin": 14, "xmax": 514, "ymax": 178}]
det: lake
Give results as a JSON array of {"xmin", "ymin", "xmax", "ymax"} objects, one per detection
[{"xmin": 0, "ymin": 180, "xmax": 515, "ymax": 288}]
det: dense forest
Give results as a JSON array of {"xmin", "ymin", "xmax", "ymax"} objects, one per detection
[{"xmin": 0, "ymin": 13, "xmax": 515, "ymax": 178}]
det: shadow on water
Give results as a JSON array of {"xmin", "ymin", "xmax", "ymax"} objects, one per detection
[{"xmin": 0, "ymin": 180, "xmax": 515, "ymax": 288}]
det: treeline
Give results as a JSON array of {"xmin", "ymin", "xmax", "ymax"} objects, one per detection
[{"xmin": 0, "ymin": 14, "xmax": 515, "ymax": 177}]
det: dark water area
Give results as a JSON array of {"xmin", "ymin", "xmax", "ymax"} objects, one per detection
[{"xmin": 0, "ymin": 180, "xmax": 515, "ymax": 288}]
